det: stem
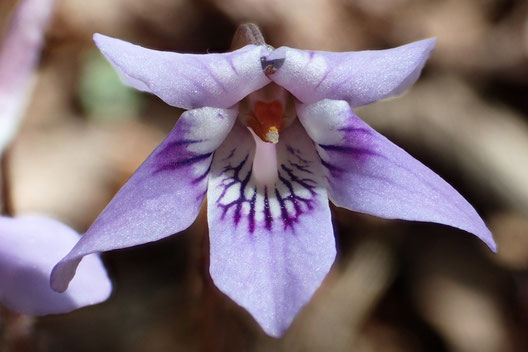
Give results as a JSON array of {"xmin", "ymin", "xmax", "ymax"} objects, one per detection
[
  {"xmin": 230, "ymin": 23, "xmax": 266, "ymax": 50},
  {"xmin": 0, "ymin": 150, "xmax": 14, "ymax": 216},
  {"xmin": 200, "ymin": 217, "xmax": 218, "ymax": 352},
  {"xmin": 187, "ymin": 204, "xmax": 224, "ymax": 352}
]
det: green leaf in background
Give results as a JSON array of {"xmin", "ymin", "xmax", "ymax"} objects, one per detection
[{"xmin": 79, "ymin": 48, "xmax": 144, "ymax": 121}]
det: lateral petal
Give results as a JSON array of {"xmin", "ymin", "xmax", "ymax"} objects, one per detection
[
  {"xmin": 266, "ymin": 39, "xmax": 435, "ymax": 107},
  {"xmin": 297, "ymin": 99, "xmax": 496, "ymax": 251},
  {"xmin": 94, "ymin": 34, "xmax": 271, "ymax": 110},
  {"xmin": 51, "ymin": 107, "xmax": 238, "ymax": 292},
  {"xmin": 0, "ymin": 215, "xmax": 110, "ymax": 315},
  {"xmin": 207, "ymin": 121, "xmax": 336, "ymax": 337}
]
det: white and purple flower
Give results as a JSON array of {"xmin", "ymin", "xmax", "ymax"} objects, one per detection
[{"xmin": 51, "ymin": 27, "xmax": 496, "ymax": 337}]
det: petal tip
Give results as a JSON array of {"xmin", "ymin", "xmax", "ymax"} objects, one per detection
[
  {"xmin": 261, "ymin": 325, "xmax": 287, "ymax": 338},
  {"xmin": 93, "ymin": 33, "xmax": 114, "ymax": 50},
  {"xmin": 474, "ymin": 226, "xmax": 496, "ymax": 253},
  {"xmin": 422, "ymin": 37, "xmax": 437, "ymax": 53},
  {"xmin": 50, "ymin": 260, "xmax": 77, "ymax": 293},
  {"xmin": 409, "ymin": 37, "xmax": 436, "ymax": 51},
  {"xmin": 93, "ymin": 33, "xmax": 125, "ymax": 55},
  {"xmin": 485, "ymin": 235, "xmax": 498, "ymax": 253},
  {"xmin": 92, "ymin": 32, "xmax": 106, "ymax": 44},
  {"xmin": 423, "ymin": 37, "xmax": 437, "ymax": 46}
]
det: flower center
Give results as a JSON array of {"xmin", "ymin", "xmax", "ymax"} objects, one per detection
[
  {"xmin": 239, "ymin": 83, "xmax": 296, "ymax": 144},
  {"xmin": 247, "ymin": 101, "xmax": 283, "ymax": 144},
  {"xmin": 238, "ymin": 83, "xmax": 296, "ymax": 185}
]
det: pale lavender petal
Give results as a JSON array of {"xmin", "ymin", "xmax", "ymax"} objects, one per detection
[
  {"xmin": 297, "ymin": 99, "xmax": 496, "ymax": 251},
  {"xmin": 0, "ymin": 0, "xmax": 56, "ymax": 153},
  {"xmin": 266, "ymin": 39, "xmax": 435, "ymax": 107},
  {"xmin": 0, "ymin": 215, "xmax": 110, "ymax": 315},
  {"xmin": 94, "ymin": 33, "xmax": 272, "ymax": 110},
  {"xmin": 51, "ymin": 107, "xmax": 238, "ymax": 292},
  {"xmin": 207, "ymin": 121, "xmax": 335, "ymax": 337}
]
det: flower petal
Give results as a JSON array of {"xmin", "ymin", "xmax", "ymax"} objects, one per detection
[
  {"xmin": 297, "ymin": 99, "xmax": 496, "ymax": 251},
  {"xmin": 51, "ymin": 107, "xmax": 238, "ymax": 292},
  {"xmin": 0, "ymin": 215, "xmax": 110, "ymax": 315},
  {"xmin": 207, "ymin": 121, "xmax": 336, "ymax": 337},
  {"xmin": 0, "ymin": 0, "xmax": 56, "ymax": 153},
  {"xmin": 94, "ymin": 33, "xmax": 271, "ymax": 110},
  {"xmin": 265, "ymin": 39, "xmax": 435, "ymax": 107}
]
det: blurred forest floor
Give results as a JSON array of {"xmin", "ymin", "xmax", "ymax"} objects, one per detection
[{"xmin": 2, "ymin": 0, "xmax": 528, "ymax": 351}]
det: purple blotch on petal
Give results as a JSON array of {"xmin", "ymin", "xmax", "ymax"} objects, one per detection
[
  {"xmin": 51, "ymin": 106, "xmax": 238, "ymax": 292},
  {"xmin": 297, "ymin": 99, "xmax": 496, "ymax": 251}
]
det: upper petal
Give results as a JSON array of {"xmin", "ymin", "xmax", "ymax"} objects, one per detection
[
  {"xmin": 0, "ymin": 0, "xmax": 56, "ymax": 153},
  {"xmin": 207, "ymin": 121, "xmax": 336, "ymax": 336},
  {"xmin": 0, "ymin": 215, "xmax": 110, "ymax": 315},
  {"xmin": 265, "ymin": 39, "xmax": 435, "ymax": 107},
  {"xmin": 51, "ymin": 106, "xmax": 238, "ymax": 292},
  {"xmin": 297, "ymin": 99, "xmax": 496, "ymax": 251},
  {"xmin": 94, "ymin": 34, "xmax": 272, "ymax": 110}
]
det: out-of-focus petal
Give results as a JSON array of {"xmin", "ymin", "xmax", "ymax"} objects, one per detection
[
  {"xmin": 0, "ymin": 215, "xmax": 110, "ymax": 315},
  {"xmin": 0, "ymin": 0, "xmax": 56, "ymax": 153},
  {"xmin": 265, "ymin": 39, "xmax": 435, "ymax": 107},
  {"xmin": 207, "ymin": 121, "xmax": 335, "ymax": 337},
  {"xmin": 297, "ymin": 99, "xmax": 496, "ymax": 251},
  {"xmin": 94, "ymin": 34, "xmax": 271, "ymax": 110},
  {"xmin": 51, "ymin": 107, "xmax": 238, "ymax": 292}
]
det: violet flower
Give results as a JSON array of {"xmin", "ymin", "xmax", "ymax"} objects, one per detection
[
  {"xmin": 0, "ymin": 0, "xmax": 56, "ymax": 153},
  {"xmin": 51, "ymin": 29, "xmax": 496, "ymax": 337},
  {"xmin": 0, "ymin": 215, "xmax": 111, "ymax": 315}
]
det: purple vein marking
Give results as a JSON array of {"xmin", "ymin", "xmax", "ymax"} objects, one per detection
[
  {"xmin": 217, "ymin": 154, "xmax": 249, "ymax": 203},
  {"xmin": 281, "ymin": 165, "xmax": 317, "ymax": 195},
  {"xmin": 226, "ymin": 56, "xmax": 239, "ymax": 75},
  {"xmin": 223, "ymin": 148, "xmax": 236, "ymax": 161},
  {"xmin": 248, "ymin": 187, "xmax": 257, "ymax": 233},
  {"xmin": 338, "ymin": 126, "xmax": 373, "ymax": 135},
  {"xmin": 289, "ymin": 161, "xmax": 313, "ymax": 174},
  {"xmin": 314, "ymin": 68, "xmax": 331, "ymax": 90},
  {"xmin": 318, "ymin": 144, "xmax": 379, "ymax": 157},
  {"xmin": 153, "ymin": 152, "xmax": 212, "ymax": 174},
  {"xmin": 304, "ymin": 51, "xmax": 315, "ymax": 68},
  {"xmin": 263, "ymin": 186, "xmax": 273, "ymax": 231},
  {"xmin": 217, "ymin": 154, "xmax": 253, "ymax": 227},
  {"xmin": 164, "ymin": 139, "xmax": 203, "ymax": 147},
  {"xmin": 215, "ymin": 151, "xmax": 319, "ymax": 233},
  {"xmin": 317, "ymin": 136, "xmax": 474, "ymax": 219},
  {"xmin": 287, "ymin": 145, "xmax": 310, "ymax": 164},
  {"xmin": 201, "ymin": 62, "xmax": 228, "ymax": 92},
  {"xmin": 316, "ymin": 149, "xmax": 343, "ymax": 178},
  {"xmin": 192, "ymin": 157, "xmax": 213, "ymax": 184},
  {"xmin": 276, "ymin": 167, "xmax": 316, "ymax": 231}
]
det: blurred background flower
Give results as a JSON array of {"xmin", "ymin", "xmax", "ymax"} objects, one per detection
[
  {"xmin": 1, "ymin": 0, "xmax": 527, "ymax": 351},
  {"xmin": 0, "ymin": 0, "xmax": 56, "ymax": 155}
]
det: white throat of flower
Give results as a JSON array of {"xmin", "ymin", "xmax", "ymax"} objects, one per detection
[
  {"xmin": 239, "ymin": 83, "xmax": 296, "ymax": 186},
  {"xmin": 249, "ymin": 127, "xmax": 278, "ymax": 186}
]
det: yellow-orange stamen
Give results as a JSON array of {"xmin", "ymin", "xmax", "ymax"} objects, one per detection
[{"xmin": 248, "ymin": 101, "xmax": 284, "ymax": 144}]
